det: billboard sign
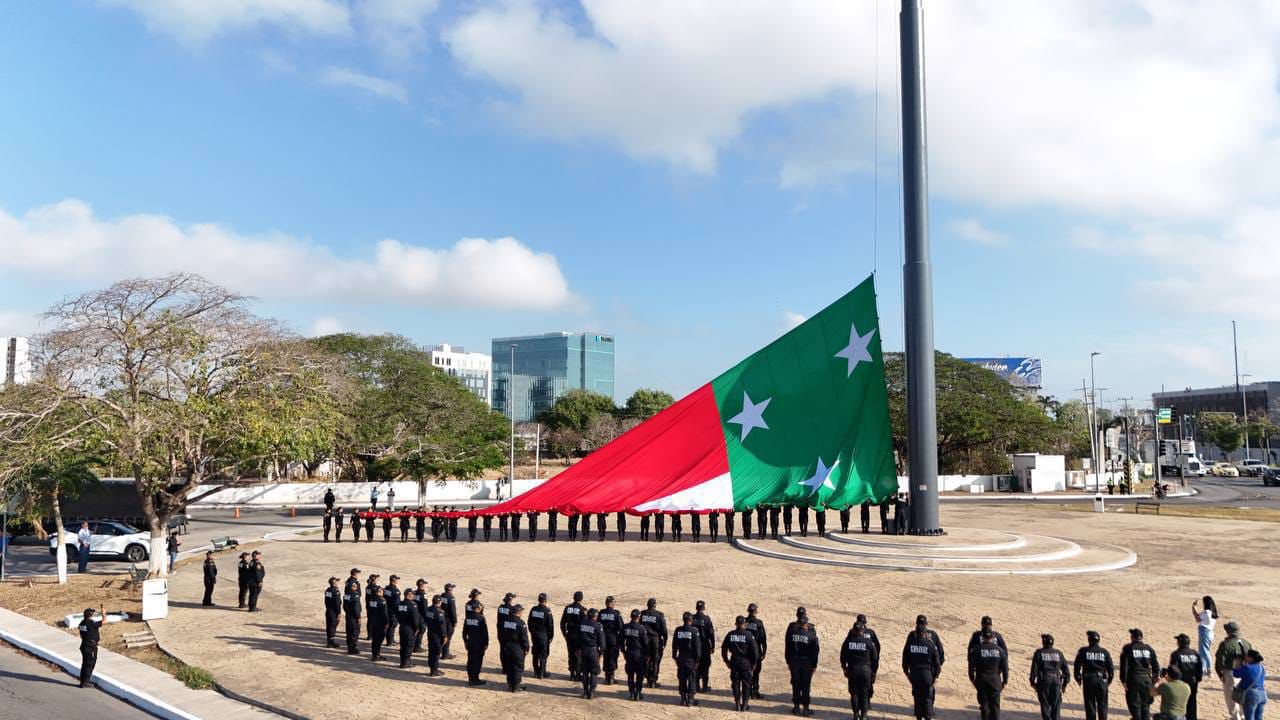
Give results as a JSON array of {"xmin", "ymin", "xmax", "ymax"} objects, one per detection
[{"xmin": 961, "ymin": 357, "xmax": 1043, "ymax": 388}]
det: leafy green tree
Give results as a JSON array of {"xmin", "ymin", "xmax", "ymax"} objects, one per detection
[
  {"xmin": 623, "ymin": 388, "xmax": 675, "ymax": 419},
  {"xmin": 310, "ymin": 333, "xmax": 508, "ymax": 484},
  {"xmin": 1049, "ymin": 400, "xmax": 1094, "ymax": 462},
  {"xmin": 1198, "ymin": 412, "xmax": 1242, "ymax": 455},
  {"xmin": 539, "ymin": 389, "xmax": 618, "ymax": 433},
  {"xmin": 1245, "ymin": 412, "xmax": 1277, "ymax": 456},
  {"xmin": 884, "ymin": 352, "xmax": 1057, "ymax": 474}
]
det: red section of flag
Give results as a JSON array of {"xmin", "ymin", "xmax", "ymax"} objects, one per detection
[{"xmin": 475, "ymin": 383, "xmax": 728, "ymax": 515}]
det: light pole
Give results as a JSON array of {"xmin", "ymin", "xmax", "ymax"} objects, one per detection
[
  {"xmin": 1089, "ymin": 352, "xmax": 1102, "ymax": 490},
  {"xmin": 508, "ymin": 344, "xmax": 518, "ymax": 501},
  {"xmin": 1241, "ymin": 373, "xmax": 1252, "ymax": 463}
]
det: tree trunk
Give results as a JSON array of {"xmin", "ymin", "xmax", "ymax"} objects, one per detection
[
  {"xmin": 136, "ymin": 467, "xmax": 169, "ymax": 578},
  {"xmin": 52, "ymin": 489, "xmax": 67, "ymax": 585}
]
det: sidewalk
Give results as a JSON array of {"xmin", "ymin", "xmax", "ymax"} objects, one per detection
[{"xmin": 0, "ymin": 606, "xmax": 273, "ymax": 720}]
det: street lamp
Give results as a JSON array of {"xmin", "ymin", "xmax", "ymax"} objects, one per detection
[
  {"xmin": 1241, "ymin": 373, "xmax": 1253, "ymax": 463},
  {"xmin": 1090, "ymin": 352, "xmax": 1102, "ymax": 490},
  {"xmin": 508, "ymin": 344, "xmax": 518, "ymax": 501}
]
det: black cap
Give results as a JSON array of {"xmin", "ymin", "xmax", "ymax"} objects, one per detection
[
  {"xmin": 696, "ymin": 600, "xmax": 706, "ymax": 610},
  {"xmin": 631, "ymin": 609, "xmax": 641, "ymax": 619},
  {"xmin": 796, "ymin": 606, "xmax": 806, "ymax": 617},
  {"xmin": 1175, "ymin": 633, "xmax": 1191, "ymax": 643},
  {"xmin": 605, "ymin": 595, "xmax": 615, "ymax": 604},
  {"xmin": 587, "ymin": 608, "xmax": 598, "ymax": 618},
  {"xmin": 856, "ymin": 613, "xmax": 868, "ymax": 623},
  {"xmin": 748, "ymin": 603, "xmax": 758, "ymax": 613},
  {"xmin": 328, "ymin": 576, "xmax": 338, "ymax": 583},
  {"xmin": 735, "ymin": 615, "xmax": 746, "ymax": 625},
  {"xmin": 512, "ymin": 604, "xmax": 524, "ymax": 613},
  {"xmin": 432, "ymin": 595, "xmax": 442, "ymax": 604},
  {"xmin": 1129, "ymin": 628, "xmax": 1143, "ymax": 638},
  {"xmin": 417, "ymin": 578, "xmax": 428, "ymax": 586},
  {"xmin": 205, "ymin": 550, "xmax": 214, "ymax": 556},
  {"xmin": 916, "ymin": 614, "xmax": 928, "ymax": 625},
  {"xmin": 470, "ymin": 588, "xmax": 481, "ymax": 597},
  {"xmin": 538, "ymin": 592, "xmax": 548, "ymax": 602},
  {"xmin": 574, "ymin": 590, "xmax": 584, "ymax": 602},
  {"xmin": 503, "ymin": 592, "xmax": 515, "ymax": 601},
  {"xmin": 1087, "ymin": 630, "xmax": 1100, "ymax": 641},
  {"xmin": 444, "ymin": 583, "xmax": 455, "ymax": 590},
  {"xmin": 1041, "ymin": 634, "xmax": 1055, "ymax": 645},
  {"xmin": 389, "ymin": 575, "xmax": 399, "ymax": 581},
  {"xmin": 981, "ymin": 615, "xmax": 993, "ymax": 626},
  {"xmin": 350, "ymin": 568, "xmax": 361, "ymax": 574},
  {"xmin": 647, "ymin": 598, "xmax": 657, "ymax": 608},
  {"xmin": 682, "ymin": 611, "xmax": 693, "ymax": 622},
  {"xmin": 83, "ymin": 607, "xmax": 95, "ymax": 617}
]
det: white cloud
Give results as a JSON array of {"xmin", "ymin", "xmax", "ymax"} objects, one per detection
[
  {"xmin": 319, "ymin": 66, "xmax": 408, "ymax": 103},
  {"xmin": 781, "ymin": 310, "xmax": 807, "ymax": 331},
  {"xmin": 308, "ymin": 316, "xmax": 345, "ymax": 337},
  {"xmin": 951, "ymin": 218, "xmax": 1008, "ymax": 246},
  {"xmin": 354, "ymin": 0, "xmax": 440, "ymax": 64},
  {"xmin": 0, "ymin": 199, "xmax": 577, "ymax": 312},
  {"xmin": 102, "ymin": 0, "xmax": 351, "ymax": 46}
]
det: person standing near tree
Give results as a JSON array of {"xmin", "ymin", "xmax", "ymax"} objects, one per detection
[
  {"xmin": 201, "ymin": 550, "xmax": 217, "ymax": 606},
  {"xmin": 77, "ymin": 606, "xmax": 103, "ymax": 688},
  {"xmin": 386, "ymin": 486, "xmax": 395, "ymax": 511},
  {"xmin": 75, "ymin": 522, "xmax": 91, "ymax": 574}
]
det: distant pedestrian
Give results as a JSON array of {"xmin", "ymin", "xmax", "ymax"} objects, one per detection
[
  {"xmin": 76, "ymin": 522, "xmax": 91, "ymax": 573},
  {"xmin": 247, "ymin": 551, "xmax": 265, "ymax": 612},
  {"xmin": 77, "ymin": 606, "xmax": 103, "ymax": 688},
  {"xmin": 166, "ymin": 531, "xmax": 180, "ymax": 573},
  {"xmin": 1192, "ymin": 596, "xmax": 1218, "ymax": 675},
  {"xmin": 201, "ymin": 551, "xmax": 217, "ymax": 606},
  {"xmin": 323, "ymin": 487, "xmax": 335, "ymax": 511},
  {"xmin": 387, "ymin": 486, "xmax": 396, "ymax": 511},
  {"xmin": 860, "ymin": 501, "xmax": 872, "ymax": 533},
  {"xmin": 370, "ymin": 485, "xmax": 380, "ymax": 510}
]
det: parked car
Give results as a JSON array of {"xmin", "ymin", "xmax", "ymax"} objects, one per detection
[
  {"xmin": 1236, "ymin": 459, "xmax": 1267, "ymax": 477},
  {"xmin": 1160, "ymin": 464, "xmax": 1183, "ymax": 478},
  {"xmin": 1263, "ymin": 467, "xmax": 1280, "ymax": 487},
  {"xmin": 1210, "ymin": 462, "xmax": 1240, "ymax": 478},
  {"xmin": 49, "ymin": 520, "xmax": 150, "ymax": 563}
]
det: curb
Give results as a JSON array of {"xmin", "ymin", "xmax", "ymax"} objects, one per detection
[
  {"xmin": 148, "ymin": 640, "xmax": 308, "ymax": 720},
  {"xmin": 0, "ymin": 630, "xmax": 198, "ymax": 720}
]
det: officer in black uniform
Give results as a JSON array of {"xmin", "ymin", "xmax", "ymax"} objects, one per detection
[
  {"xmin": 364, "ymin": 508, "xmax": 375, "ymax": 541},
  {"xmin": 334, "ymin": 506, "xmax": 345, "ymax": 541},
  {"xmin": 691, "ymin": 512, "xmax": 701, "ymax": 542},
  {"xmin": 769, "ymin": 504, "xmax": 781, "ymax": 539},
  {"xmin": 578, "ymin": 608, "xmax": 605, "ymax": 699},
  {"xmin": 815, "ymin": 507, "xmax": 827, "ymax": 536},
  {"xmin": 423, "ymin": 595, "xmax": 447, "ymax": 676},
  {"xmin": 654, "ymin": 512, "xmax": 666, "ymax": 542},
  {"xmin": 744, "ymin": 603, "xmax": 768, "ymax": 699},
  {"xmin": 77, "ymin": 607, "xmax": 102, "ymax": 688},
  {"xmin": 970, "ymin": 616, "xmax": 1008, "ymax": 652},
  {"xmin": 622, "ymin": 609, "xmax": 650, "ymax": 701},
  {"xmin": 413, "ymin": 579, "xmax": 430, "ymax": 651},
  {"xmin": 797, "ymin": 506, "xmax": 810, "ymax": 536},
  {"xmin": 482, "ymin": 513, "xmax": 492, "ymax": 541},
  {"xmin": 840, "ymin": 505, "xmax": 852, "ymax": 533},
  {"xmin": 448, "ymin": 509, "xmax": 460, "ymax": 541},
  {"xmin": 398, "ymin": 512, "xmax": 410, "ymax": 542},
  {"xmin": 723, "ymin": 615, "xmax": 761, "ymax": 711},
  {"xmin": 568, "ymin": 512, "xmax": 579, "ymax": 541},
  {"xmin": 969, "ymin": 627, "xmax": 1009, "ymax": 720},
  {"xmin": 342, "ymin": 580, "xmax": 362, "ymax": 654},
  {"xmin": 511, "ymin": 511, "xmax": 521, "ymax": 541},
  {"xmin": 782, "ymin": 504, "xmax": 793, "ymax": 535},
  {"xmin": 856, "ymin": 613, "xmax": 882, "ymax": 656},
  {"xmin": 548, "ymin": 509, "xmax": 559, "ymax": 541},
  {"xmin": 842, "ymin": 619, "xmax": 880, "ymax": 720},
  {"xmin": 363, "ymin": 574, "xmax": 381, "ymax": 639},
  {"xmin": 323, "ymin": 576, "xmax": 342, "ymax": 648},
  {"xmin": 903, "ymin": 620, "xmax": 942, "ymax": 720},
  {"xmin": 1031, "ymin": 634, "xmax": 1071, "ymax": 720},
  {"xmin": 384, "ymin": 576, "xmax": 402, "ymax": 646},
  {"xmin": 914, "ymin": 615, "xmax": 946, "ymax": 667},
  {"xmin": 742, "ymin": 508, "xmax": 752, "ymax": 539},
  {"xmin": 247, "ymin": 551, "xmax": 265, "ymax": 611},
  {"xmin": 462, "ymin": 600, "xmax": 489, "ymax": 685},
  {"xmin": 671, "ymin": 512, "xmax": 683, "ymax": 542},
  {"xmin": 858, "ymin": 500, "xmax": 870, "ymax": 532},
  {"xmin": 201, "ymin": 551, "xmax": 217, "ymax": 606},
  {"xmin": 1074, "ymin": 630, "xmax": 1116, "ymax": 720},
  {"xmin": 691, "ymin": 600, "xmax": 716, "ymax": 692},
  {"xmin": 786, "ymin": 612, "xmax": 820, "ymax": 716},
  {"xmin": 640, "ymin": 598, "xmax": 668, "ymax": 688},
  {"xmin": 527, "ymin": 511, "xmax": 538, "ymax": 541},
  {"xmin": 416, "ymin": 508, "xmax": 426, "ymax": 542},
  {"xmin": 724, "ymin": 509, "xmax": 734, "ymax": 541},
  {"xmin": 595, "ymin": 512, "xmax": 606, "ymax": 541},
  {"xmin": 465, "ymin": 587, "xmax": 482, "ymax": 615},
  {"xmin": 430, "ymin": 509, "xmax": 441, "ymax": 541},
  {"xmin": 1169, "ymin": 633, "xmax": 1203, "ymax": 720},
  {"xmin": 496, "ymin": 592, "xmax": 515, "ymax": 626},
  {"xmin": 351, "ymin": 511, "xmax": 362, "ymax": 543},
  {"xmin": 464, "ymin": 513, "xmax": 475, "ymax": 542},
  {"xmin": 756, "ymin": 505, "xmax": 768, "ymax": 538},
  {"xmin": 561, "ymin": 590, "xmax": 585, "ymax": 679},
  {"xmin": 581, "ymin": 514, "xmax": 592, "ymax": 542},
  {"xmin": 236, "ymin": 552, "xmax": 250, "ymax": 608},
  {"xmin": 441, "ymin": 583, "xmax": 458, "ymax": 658},
  {"xmin": 709, "ymin": 511, "xmax": 719, "ymax": 542},
  {"xmin": 499, "ymin": 513, "xmax": 509, "ymax": 541},
  {"xmin": 598, "ymin": 596, "xmax": 624, "ymax": 685},
  {"xmin": 1120, "ymin": 628, "xmax": 1159, "ymax": 720},
  {"xmin": 500, "ymin": 604, "xmax": 530, "ymax": 692},
  {"xmin": 395, "ymin": 587, "xmax": 422, "ymax": 668},
  {"xmin": 640, "ymin": 513, "xmax": 651, "ymax": 541},
  {"xmin": 615, "ymin": 511, "xmax": 627, "ymax": 540},
  {"xmin": 528, "ymin": 592, "xmax": 555, "ymax": 679},
  {"xmin": 673, "ymin": 611, "xmax": 704, "ymax": 707},
  {"xmin": 367, "ymin": 587, "xmax": 390, "ymax": 661},
  {"xmin": 322, "ymin": 508, "xmax": 333, "ymax": 542},
  {"xmin": 879, "ymin": 498, "xmax": 890, "ymax": 533}
]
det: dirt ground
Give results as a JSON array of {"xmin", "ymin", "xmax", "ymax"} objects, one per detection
[{"xmin": 143, "ymin": 506, "xmax": 1280, "ymax": 719}]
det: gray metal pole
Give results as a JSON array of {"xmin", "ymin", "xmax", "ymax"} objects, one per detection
[
  {"xmin": 900, "ymin": 0, "xmax": 940, "ymax": 534},
  {"xmin": 509, "ymin": 344, "xmax": 517, "ymax": 501}
]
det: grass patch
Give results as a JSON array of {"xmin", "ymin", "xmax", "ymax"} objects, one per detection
[
  {"xmin": 1029, "ymin": 502, "xmax": 1280, "ymax": 523},
  {"xmin": 175, "ymin": 663, "xmax": 216, "ymax": 690}
]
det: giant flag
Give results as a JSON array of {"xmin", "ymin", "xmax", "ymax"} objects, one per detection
[{"xmin": 479, "ymin": 275, "xmax": 896, "ymax": 515}]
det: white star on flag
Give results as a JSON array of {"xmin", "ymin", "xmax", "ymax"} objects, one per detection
[
  {"xmin": 797, "ymin": 457, "xmax": 838, "ymax": 496},
  {"xmin": 835, "ymin": 323, "xmax": 876, "ymax": 377},
  {"xmin": 727, "ymin": 391, "xmax": 771, "ymax": 441}
]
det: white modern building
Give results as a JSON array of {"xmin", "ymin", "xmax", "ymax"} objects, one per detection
[
  {"xmin": 2, "ymin": 336, "xmax": 30, "ymax": 386},
  {"xmin": 429, "ymin": 343, "xmax": 492, "ymax": 407}
]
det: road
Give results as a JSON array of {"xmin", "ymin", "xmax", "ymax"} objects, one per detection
[
  {"xmin": 1170, "ymin": 474, "xmax": 1280, "ymax": 509},
  {"xmin": 0, "ymin": 508, "xmax": 318, "ymax": 579},
  {"xmin": 0, "ymin": 642, "xmax": 148, "ymax": 719}
]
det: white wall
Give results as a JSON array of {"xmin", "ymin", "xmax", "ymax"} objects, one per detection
[{"xmin": 188, "ymin": 479, "xmax": 546, "ymax": 508}]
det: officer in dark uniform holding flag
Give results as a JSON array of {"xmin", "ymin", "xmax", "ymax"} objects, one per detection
[
  {"xmin": 499, "ymin": 513, "xmax": 509, "ymax": 541},
  {"xmin": 463, "ymin": 601, "xmax": 489, "ymax": 686},
  {"xmin": 77, "ymin": 607, "xmax": 102, "ymax": 688},
  {"xmin": 528, "ymin": 592, "xmax": 555, "ymax": 679},
  {"xmin": 744, "ymin": 603, "xmax": 768, "ymax": 699},
  {"xmin": 568, "ymin": 512, "xmax": 579, "ymax": 541},
  {"xmin": 1031, "ymin": 634, "xmax": 1071, "ymax": 720},
  {"xmin": 416, "ymin": 508, "xmax": 426, "ymax": 542},
  {"xmin": 769, "ymin": 504, "xmax": 781, "ymax": 539},
  {"xmin": 742, "ymin": 508, "xmax": 752, "ymax": 539},
  {"xmin": 786, "ymin": 612, "xmax": 820, "ymax": 716},
  {"xmin": 723, "ymin": 615, "xmax": 761, "ymax": 712},
  {"xmin": 595, "ymin": 512, "xmax": 606, "ymax": 541},
  {"xmin": 640, "ymin": 598, "xmax": 668, "ymax": 688},
  {"xmin": 598, "ymin": 596, "xmax": 624, "ymax": 685},
  {"xmin": 342, "ymin": 581, "xmax": 362, "ymax": 654},
  {"xmin": 654, "ymin": 512, "xmax": 666, "ymax": 541},
  {"xmin": 1169, "ymin": 633, "xmax": 1204, "ymax": 720},
  {"xmin": 691, "ymin": 512, "xmax": 701, "ymax": 542},
  {"xmin": 840, "ymin": 505, "xmax": 852, "ymax": 533},
  {"xmin": 511, "ymin": 510, "xmax": 521, "ymax": 541},
  {"xmin": 622, "ymin": 609, "xmax": 651, "ymax": 701},
  {"xmin": 1074, "ymin": 630, "xmax": 1116, "ymax": 720},
  {"xmin": 709, "ymin": 511, "xmax": 719, "ymax": 542},
  {"xmin": 482, "ymin": 513, "xmax": 492, "ymax": 541},
  {"xmin": 756, "ymin": 505, "xmax": 768, "ymax": 538},
  {"xmin": 578, "ymin": 608, "xmax": 605, "ymax": 699},
  {"xmin": 548, "ymin": 509, "xmax": 559, "ymax": 541},
  {"xmin": 671, "ymin": 512, "xmax": 683, "ymax": 542},
  {"xmin": 323, "ymin": 576, "xmax": 341, "ymax": 648},
  {"xmin": 561, "ymin": 590, "xmax": 586, "ymax": 679},
  {"xmin": 903, "ymin": 620, "xmax": 942, "ymax": 720},
  {"xmin": 815, "ymin": 506, "xmax": 827, "ymax": 536},
  {"xmin": 798, "ymin": 506, "xmax": 810, "ymax": 536},
  {"xmin": 723, "ymin": 509, "xmax": 734, "ymax": 541},
  {"xmin": 351, "ymin": 511, "xmax": 362, "ymax": 543},
  {"xmin": 395, "ymin": 587, "xmax": 422, "ymax": 668},
  {"xmin": 527, "ymin": 511, "xmax": 538, "ymax": 541},
  {"xmin": 1120, "ymin": 628, "xmax": 1159, "ymax": 720},
  {"xmin": 615, "ymin": 511, "xmax": 627, "ymax": 540},
  {"xmin": 640, "ymin": 513, "xmax": 651, "ymax": 541},
  {"xmin": 842, "ymin": 619, "xmax": 880, "ymax": 720},
  {"xmin": 673, "ymin": 611, "xmax": 704, "ymax": 707},
  {"xmin": 968, "ymin": 627, "xmax": 1008, "ymax": 720},
  {"xmin": 782, "ymin": 504, "xmax": 793, "ymax": 535},
  {"xmin": 691, "ymin": 600, "xmax": 716, "ymax": 692},
  {"xmin": 500, "ymin": 605, "xmax": 530, "ymax": 692},
  {"xmin": 201, "ymin": 551, "xmax": 217, "ymax": 606}
]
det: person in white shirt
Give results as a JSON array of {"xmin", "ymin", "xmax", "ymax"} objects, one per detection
[
  {"xmin": 1192, "ymin": 596, "xmax": 1218, "ymax": 675},
  {"xmin": 76, "ymin": 522, "xmax": 91, "ymax": 573}
]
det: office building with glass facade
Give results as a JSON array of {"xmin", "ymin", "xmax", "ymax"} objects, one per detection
[
  {"xmin": 491, "ymin": 332, "xmax": 615, "ymax": 422},
  {"xmin": 428, "ymin": 343, "xmax": 492, "ymax": 407}
]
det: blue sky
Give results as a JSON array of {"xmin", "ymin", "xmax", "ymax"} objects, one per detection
[{"xmin": 1, "ymin": 1, "xmax": 1277, "ymax": 409}]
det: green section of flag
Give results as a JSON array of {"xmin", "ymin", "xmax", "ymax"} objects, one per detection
[{"xmin": 710, "ymin": 276, "xmax": 897, "ymax": 510}]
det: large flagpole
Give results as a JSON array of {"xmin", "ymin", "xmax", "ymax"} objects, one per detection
[{"xmin": 900, "ymin": 0, "xmax": 941, "ymax": 534}]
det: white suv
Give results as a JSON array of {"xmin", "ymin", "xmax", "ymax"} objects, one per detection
[{"xmin": 51, "ymin": 520, "xmax": 151, "ymax": 563}]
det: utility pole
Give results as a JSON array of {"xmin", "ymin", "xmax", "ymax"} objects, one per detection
[
  {"xmin": 1090, "ymin": 352, "xmax": 1102, "ymax": 489},
  {"xmin": 1242, "ymin": 373, "xmax": 1253, "ymax": 463},
  {"xmin": 1082, "ymin": 379, "xmax": 1097, "ymax": 489},
  {"xmin": 508, "ymin": 343, "xmax": 518, "ymax": 501},
  {"xmin": 1117, "ymin": 396, "xmax": 1134, "ymax": 466},
  {"xmin": 900, "ymin": 0, "xmax": 940, "ymax": 535},
  {"xmin": 1233, "ymin": 320, "xmax": 1247, "ymax": 462}
]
